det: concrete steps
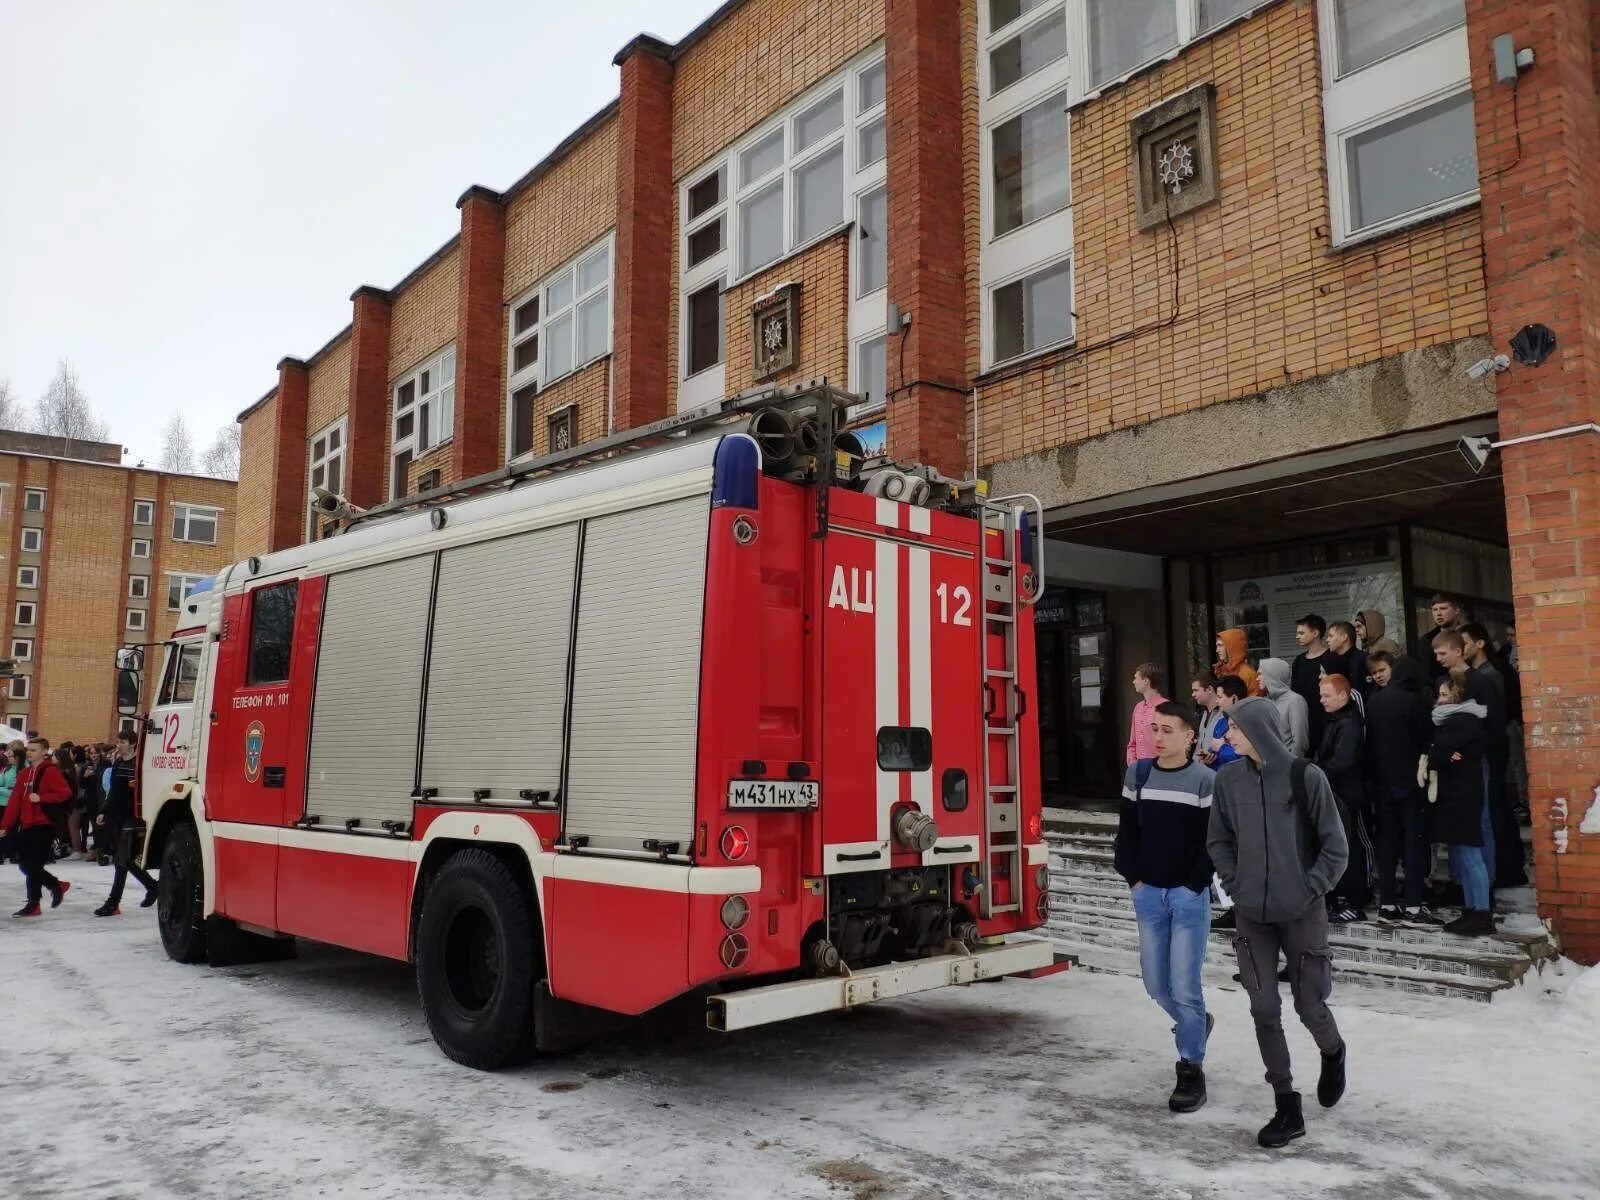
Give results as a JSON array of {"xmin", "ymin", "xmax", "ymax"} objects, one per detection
[{"xmin": 1043, "ymin": 820, "xmax": 1554, "ymax": 1004}]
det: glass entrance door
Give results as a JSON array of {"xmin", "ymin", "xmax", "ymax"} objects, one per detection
[{"xmin": 1066, "ymin": 625, "xmax": 1119, "ymax": 799}]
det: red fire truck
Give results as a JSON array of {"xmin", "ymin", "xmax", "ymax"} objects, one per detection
[{"xmin": 118, "ymin": 382, "xmax": 1063, "ymax": 1068}]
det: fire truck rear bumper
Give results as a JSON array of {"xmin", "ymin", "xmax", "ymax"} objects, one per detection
[{"xmin": 705, "ymin": 939, "xmax": 1064, "ymax": 1033}]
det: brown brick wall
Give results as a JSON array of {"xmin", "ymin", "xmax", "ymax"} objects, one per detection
[
  {"xmin": 721, "ymin": 233, "xmax": 851, "ymax": 397},
  {"xmin": 972, "ymin": 1, "xmax": 1489, "ymax": 467},
  {"xmin": 307, "ymin": 334, "xmax": 352, "ymax": 436},
  {"xmin": 0, "ymin": 456, "xmax": 236, "ymax": 744},
  {"xmin": 453, "ymin": 191, "xmax": 507, "ymax": 480},
  {"xmin": 389, "ymin": 245, "xmax": 460, "ymax": 383},
  {"xmin": 1469, "ymin": 0, "xmax": 1600, "ymax": 961},
  {"xmin": 504, "ymin": 118, "xmax": 618, "ymax": 300},
  {"xmin": 235, "ymin": 397, "xmax": 277, "ymax": 559}
]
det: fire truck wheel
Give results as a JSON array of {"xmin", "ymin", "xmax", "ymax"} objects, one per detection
[
  {"xmin": 415, "ymin": 850, "xmax": 538, "ymax": 1070},
  {"xmin": 158, "ymin": 821, "xmax": 208, "ymax": 965}
]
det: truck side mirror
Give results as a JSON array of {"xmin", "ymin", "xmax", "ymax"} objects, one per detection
[{"xmin": 116, "ymin": 668, "xmax": 141, "ymax": 716}]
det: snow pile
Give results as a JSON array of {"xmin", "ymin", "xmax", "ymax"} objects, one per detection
[{"xmin": 1495, "ymin": 955, "xmax": 1600, "ymax": 1034}]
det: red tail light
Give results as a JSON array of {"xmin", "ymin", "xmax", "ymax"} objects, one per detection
[
  {"xmin": 1026, "ymin": 812, "xmax": 1042, "ymax": 841},
  {"xmin": 719, "ymin": 825, "xmax": 750, "ymax": 861}
]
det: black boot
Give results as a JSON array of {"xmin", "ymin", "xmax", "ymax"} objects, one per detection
[
  {"xmin": 1317, "ymin": 1042, "xmax": 1346, "ymax": 1109},
  {"xmin": 1169, "ymin": 1061, "xmax": 1206, "ymax": 1113},
  {"xmin": 1258, "ymin": 1091, "xmax": 1305, "ymax": 1148},
  {"xmin": 1444, "ymin": 908, "xmax": 1494, "ymax": 936}
]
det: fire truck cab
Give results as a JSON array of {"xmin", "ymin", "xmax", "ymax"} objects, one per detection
[{"xmin": 123, "ymin": 383, "xmax": 1062, "ymax": 1068}]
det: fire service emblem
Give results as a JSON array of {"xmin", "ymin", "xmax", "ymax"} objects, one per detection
[{"xmin": 244, "ymin": 721, "xmax": 265, "ymax": 784}]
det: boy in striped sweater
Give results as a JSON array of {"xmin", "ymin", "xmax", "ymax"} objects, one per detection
[{"xmin": 1114, "ymin": 700, "xmax": 1216, "ymax": 1114}]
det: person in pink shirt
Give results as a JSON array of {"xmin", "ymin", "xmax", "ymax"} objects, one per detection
[{"xmin": 1126, "ymin": 663, "xmax": 1168, "ymax": 766}]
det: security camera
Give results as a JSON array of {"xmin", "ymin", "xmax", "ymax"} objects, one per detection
[
  {"xmin": 1466, "ymin": 354, "xmax": 1510, "ymax": 380},
  {"xmin": 1458, "ymin": 435, "xmax": 1493, "ymax": 475}
]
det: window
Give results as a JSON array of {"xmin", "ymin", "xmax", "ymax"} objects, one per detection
[
  {"xmin": 856, "ymin": 335, "xmax": 888, "ymax": 410},
  {"xmin": 8, "ymin": 675, "xmax": 27, "ymax": 701},
  {"xmin": 129, "ymin": 575, "xmax": 149, "ymax": 599},
  {"xmin": 160, "ymin": 644, "xmax": 203, "ymax": 706},
  {"xmin": 509, "ymin": 384, "xmax": 537, "ymax": 460},
  {"xmin": 131, "ymin": 538, "xmax": 152, "ymax": 559},
  {"xmin": 172, "ymin": 504, "xmax": 220, "ymax": 545},
  {"xmin": 1087, "ymin": 0, "xmax": 1177, "ymax": 87},
  {"xmin": 14, "ymin": 603, "xmax": 35, "ymax": 627},
  {"xmin": 22, "ymin": 488, "xmax": 45, "ymax": 513},
  {"xmin": 391, "ymin": 348, "xmax": 455, "ymax": 496},
  {"xmin": 857, "ymin": 186, "xmax": 888, "ymax": 297},
  {"xmin": 126, "ymin": 608, "xmax": 147, "ymax": 632},
  {"xmin": 167, "ymin": 573, "xmax": 209, "ymax": 612},
  {"xmin": 245, "ymin": 582, "xmax": 297, "ymax": 685},
  {"xmin": 15, "ymin": 567, "xmax": 37, "ymax": 590},
  {"xmin": 1320, "ymin": 0, "xmax": 1473, "ymax": 244},
  {"xmin": 680, "ymin": 49, "xmax": 887, "ymax": 413},
  {"xmin": 982, "ymin": 3, "xmax": 1074, "ymax": 368},
  {"xmin": 1063, "ymin": 3, "xmax": 1271, "ymax": 100},
  {"xmin": 6, "ymin": 716, "xmax": 27, "ymax": 734},
  {"xmin": 877, "ymin": 726, "xmax": 933, "ymax": 772},
  {"xmin": 118, "ymin": 716, "xmax": 136, "ymax": 737},
  {"xmin": 20, "ymin": 528, "xmax": 41, "ymax": 554},
  {"xmin": 11, "ymin": 638, "xmax": 32, "ymax": 661},
  {"xmin": 133, "ymin": 499, "xmax": 155, "ymax": 526},
  {"xmin": 308, "ymin": 417, "xmax": 347, "ymax": 539}
]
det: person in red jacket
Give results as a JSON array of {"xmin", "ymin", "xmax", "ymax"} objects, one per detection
[{"xmin": 2, "ymin": 736, "xmax": 74, "ymax": 916}]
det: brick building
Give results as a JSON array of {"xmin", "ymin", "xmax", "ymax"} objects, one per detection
[
  {"xmin": 233, "ymin": 1, "xmax": 1600, "ymax": 958},
  {"xmin": 0, "ymin": 432, "xmax": 236, "ymax": 743}
]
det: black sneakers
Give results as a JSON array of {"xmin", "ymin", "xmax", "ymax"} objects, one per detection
[
  {"xmin": 140, "ymin": 888, "xmax": 158, "ymax": 909},
  {"xmin": 1444, "ymin": 909, "xmax": 1495, "ymax": 936},
  {"xmin": 1404, "ymin": 907, "xmax": 1445, "ymax": 927},
  {"xmin": 94, "ymin": 903, "xmax": 121, "ymax": 918},
  {"xmin": 1376, "ymin": 905, "xmax": 1404, "ymax": 923},
  {"xmin": 1317, "ymin": 1042, "xmax": 1347, "ymax": 1109},
  {"xmin": 1258, "ymin": 1091, "xmax": 1306, "ymax": 1148},
  {"xmin": 1169, "ymin": 1061, "xmax": 1207, "ymax": 1113}
]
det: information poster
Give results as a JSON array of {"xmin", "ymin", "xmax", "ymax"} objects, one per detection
[{"xmin": 1220, "ymin": 561, "xmax": 1402, "ymax": 664}]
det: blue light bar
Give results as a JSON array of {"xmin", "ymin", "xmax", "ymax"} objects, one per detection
[{"xmin": 712, "ymin": 433, "xmax": 761, "ymax": 510}]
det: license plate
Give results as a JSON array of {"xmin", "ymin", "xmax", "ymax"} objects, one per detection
[{"xmin": 727, "ymin": 780, "xmax": 819, "ymax": 810}]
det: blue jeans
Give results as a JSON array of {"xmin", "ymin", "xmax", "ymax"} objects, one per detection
[
  {"xmin": 1131, "ymin": 884, "xmax": 1212, "ymax": 1064},
  {"xmin": 1449, "ymin": 844, "xmax": 1491, "ymax": 910}
]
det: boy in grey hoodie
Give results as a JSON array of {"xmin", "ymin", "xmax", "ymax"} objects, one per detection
[
  {"xmin": 1207, "ymin": 697, "xmax": 1350, "ymax": 1149},
  {"xmin": 1257, "ymin": 657, "xmax": 1309, "ymax": 757}
]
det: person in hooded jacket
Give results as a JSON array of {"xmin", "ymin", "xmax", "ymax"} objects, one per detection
[
  {"xmin": 1213, "ymin": 629, "xmax": 1261, "ymax": 698},
  {"xmin": 1315, "ymin": 675, "xmax": 1371, "ymax": 922},
  {"xmin": 1208, "ymin": 697, "xmax": 1350, "ymax": 1149},
  {"xmin": 1428, "ymin": 671, "xmax": 1493, "ymax": 936},
  {"xmin": 1257, "ymin": 657, "xmax": 1309, "ymax": 757},
  {"xmin": 1354, "ymin": 609, "xmax": 1401, "ymax": 659},
  {"xmin": 1363, "ymin": 651, "xmax": 1439, "ymax": 924}
]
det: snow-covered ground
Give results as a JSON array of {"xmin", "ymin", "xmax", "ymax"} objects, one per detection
[{"xmin": 3, "ymin": 860, "xmax": 1597, "ymax": 1200}]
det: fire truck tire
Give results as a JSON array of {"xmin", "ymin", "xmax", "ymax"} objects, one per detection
[
  {"xmin": 415, "ymin": 850, "xmax": 538, "ymax": 1070},
  {"xmin": 158, "ymin": 821, "xmax": 208, "ymax": 965}
]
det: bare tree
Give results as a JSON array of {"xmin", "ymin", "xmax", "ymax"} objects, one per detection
[
  {"xmin": 201, "ymin": 422, "xmax": 241, "ymax": 480},
  {"xmin": 159, "ymin": 412, "xmax": 196, "ymax": 473},
  {"xmin": 33, "ymin": 359, "xmax": 110, "ymax": 441},
  {"xmin": 0, "ymin": 379, "xmax": 25, "ymax": 431}
]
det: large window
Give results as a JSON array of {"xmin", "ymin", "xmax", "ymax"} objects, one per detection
[
  {"xmin": 504, "ymin": 236, "xmax": 612, "ymax": 458},
  {"xmin": 981, "ymin": 2, "xmax": 1074, "ymax": 369},
  {"xmin": 1072, "ymin": 1, "xmax": 1269, "ymax": 95},
  {"xmin": 680, "ymin": 49, "xmax": 887, "ymax": 413},
  {"xmin": 172, "ymin": 504, "xmax": 220, "ymax": 545},
  {"xmin": 167, "ymin": 573, "xmax": 209, "ymax": 612},
  {"xmin": 308, "ymin": 417, "xmax": 347, "ymax": 539},
  {"xmin": 391, "ymin": 346, "xmax": 455, "ymax": 498},
  {"xmin": 1320, "ymin": 0, "xmax": 1474, "ymax": 244},
  {"xmin": 245, "ymin": 582, "xmax": 297, "ymax": 686}
]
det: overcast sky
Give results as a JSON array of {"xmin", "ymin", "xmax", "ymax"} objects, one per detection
[{"xmin": 0, "ymin": 0, "xmax": 714, "ymax": 466}]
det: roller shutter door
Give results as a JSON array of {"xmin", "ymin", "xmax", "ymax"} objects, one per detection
[
  {"xmin": 564, "ymin": 495, "xmax": 711, "ymax": 852},
  {"xmin": 305, "ymin": 555, "xmax": 434, "ymax": 827},
  {"xmin": 421, "ymin": 524, "xmax": 578, "ymax": 802}
]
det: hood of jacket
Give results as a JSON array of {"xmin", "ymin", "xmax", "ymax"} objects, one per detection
[
  {"xmin": 1358, "ymin": 609, "xmax": 1387, "ymax": 643},
  {"xmin": 1229, "ymin": 697, "xmax": 1292, "ymax": 771},
  {"xmin": 1433, "ymin": 699, "xmax": 1487, "ymax": 725},
  {"xmin": 1259, "ymin": 657, "xmax": 1292, "ymax": 698},
  {"xmin": 1217, "ymin": 628, "xmax": 1250, "ymax": 670},
  {"xmin": 1389, "ymin": 653, "xmax": 1428, "ymax": 695}
]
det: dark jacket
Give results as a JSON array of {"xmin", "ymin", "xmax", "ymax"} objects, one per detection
[
  {"xmin": 1416, "ymin": 626, "xmax": 1456, "ymax": 684},
  {"xmin": 1207, "ymin": 698, "xmax": 1350, "ymax": 924},
  {"xmin": 1428, "ymin": 706, "xmax": 1486, "ymax": 846},
  {"xmin": 1462, "ymin": 664, "xmax": 1507, "ymax": 756},
  {"xmin": 101, "ymin": 757, "xmax": 139, "ymax": 831},
  {"xmin": 1293, "ymin": 647, "xmax": 1351, "ymax": 749},
  {"xmin": 1365, "ymin": 676, "xmax": 1432, "ymax": 792},
  {"xmin": 1315, "ymin": 701, "xmax": 1364, "ymax": 810},
  {"xmin": 1113, "ymin": 758, "xmax": 1216, "ymax": 893}
]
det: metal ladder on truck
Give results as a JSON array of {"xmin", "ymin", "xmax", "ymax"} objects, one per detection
[{"xmin": 977, "ymin": 494, "xmax": 1044, "ymax": 919}]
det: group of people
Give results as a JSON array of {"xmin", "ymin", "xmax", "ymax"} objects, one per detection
[
  {"xmin": 1113, "ymin": 594, "xmax": 1526, "ymax": 1147},
  {"xmin": 0, "ymin": 731, "xmax": 157, "ymax": 919}
]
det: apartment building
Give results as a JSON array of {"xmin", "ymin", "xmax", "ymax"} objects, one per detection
[
  {"xmin": 232, "ymin": 0, "xmax": 1600, "ymax": 958},
  {"xmin": 0, "ymin": 432, "xmax": 235, "ymax": 742}
]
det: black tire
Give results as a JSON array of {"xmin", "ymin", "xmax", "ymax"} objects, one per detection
[
  {"xmin": 158, "ymin": 821, "xmax": 207, "ymax": 964},
  {"xmin": 415, "ymin": 850, "xmax": 539, "ymax": 1070}
]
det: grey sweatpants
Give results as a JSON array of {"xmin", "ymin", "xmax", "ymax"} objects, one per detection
[{"xmin": 1232, "ymin": 904, "xmax": 1344, "ymax": 1095}]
